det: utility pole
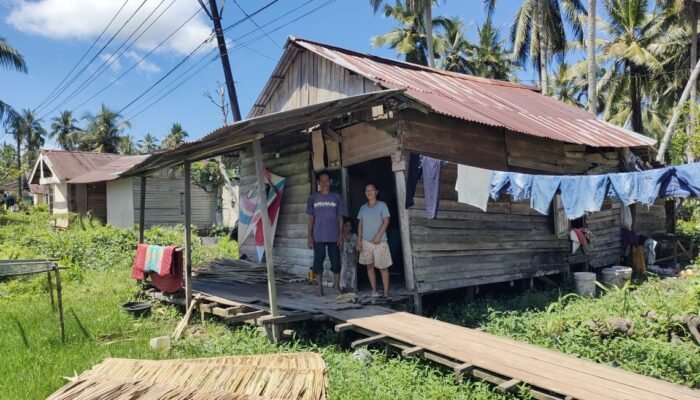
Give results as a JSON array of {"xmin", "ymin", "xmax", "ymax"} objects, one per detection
[{"xmin": 201, "ymin": 0, "xmax": 242, "ymax": 122}]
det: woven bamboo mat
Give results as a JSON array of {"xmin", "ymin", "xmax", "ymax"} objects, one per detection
[
  {"xmin": 194, "ymin": 259, "xmax": 302, "ymax": 284},
  {"xmin": 48, "ymin": 353, "xmax": 327, "ymax": 400}
]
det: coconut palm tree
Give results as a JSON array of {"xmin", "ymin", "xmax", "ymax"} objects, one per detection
[
  {"xmin": 550, "ymin": 62, "xmax": 586, "ymax": 107},
  {"xmin": 0, "ymin": 37, "xmax": 26, "ymax": 128},
  {"xmin": 138, "ymin": 133, "xmax": 159, "ymax": 154},
  {"xmin": 162, "ymin": 122, "xmax": 188, "ymax": 149},
  {"xmin": 50, "ymin": 110, "xmax": 81, "ymax": 151},
  {"xmin": 587, "ymin": 0, "xmax": 597, "ymax": 114},
  {"xmin": 371, "ymin": 1, "xmax": 430, "ymax": 65},
  {"xmin": 469, "ymin": 17, "xmax": 518, "ymax": 79},
  {"xmin": 83, "ymin": 105, "xmax": 130, "ymax": 153},
  {"xmin": 372, "ymin": 0, "xmax": 437, "ymax": 66},
  {"xmin": 507, "ymin": 0, "xmax": 587, "ymax": 94},
  {"xmin": 119, "ymin": 135, "xmax": 136, "ymax": 155},
  {"xmin": 12, "ymin": 109, "xmax": 46, "ymax": 168},
  {"xmin": 435, "ymin": 17, "xmax": 472, "ymax": 73},
  {"xmin": 598, "ymin": 0, "xmax": 685, "ymax": 134}
]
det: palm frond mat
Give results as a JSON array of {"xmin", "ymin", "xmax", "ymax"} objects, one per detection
[{"xmin": 48, "ymin": 353, "xmax": 328, "ymax": 400}]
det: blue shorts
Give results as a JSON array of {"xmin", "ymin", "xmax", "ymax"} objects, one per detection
[{"xmin": 312, "ymin": 242, "xmax": 341, "ymax": 274}]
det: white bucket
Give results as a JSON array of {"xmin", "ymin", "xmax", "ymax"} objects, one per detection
[
  {"xmin": 573, "ymin": 272, "xmax": 597, "ymax": 297},
  {"xmin": 601, "ymin": 267, "xmax": 630, "ymax": 288}
]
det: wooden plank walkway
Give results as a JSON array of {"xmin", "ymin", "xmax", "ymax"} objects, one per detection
[{"xmin": 325, "ymin": 307, "xmax": 699, "ymax": 400}]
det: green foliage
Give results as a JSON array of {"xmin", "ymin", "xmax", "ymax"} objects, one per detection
[
  {"xmin": 0, "ymin": 143, "xmax": 19, "ymax": 184},
  {"xmin": 434, "ymin": 276, "xmax": 700, "ymax": 387},
  {"xmin": 191, "ymin": 160, "xmax": 222, "ymax": 190}
]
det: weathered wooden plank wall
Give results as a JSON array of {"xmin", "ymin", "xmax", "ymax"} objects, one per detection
[
  {"xmin": 634, "ymin": 200, "xmax": 667, "ymax": 236},
  {"xmin": 341, "ymin": 119, "xmax": 399, "ymax": 166},
  {"xmin": 586, "ymin": 201, "xmax": 623, "ymax": 268},
  {"xmin": 238, "ymin": 132, "xmax": 312, "ymax": 276},
  {"xmin": 132, "ymin": 170, "xmax": 214, "ymax": 228},
  {"xmin": 260, "ymin": 50, "xmax": 377, "ymax": 116}
]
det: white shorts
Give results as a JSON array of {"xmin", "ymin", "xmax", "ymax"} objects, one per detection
[{"xmin": 359, "ymin": 240, "xmax": 392, "ymax": 270}]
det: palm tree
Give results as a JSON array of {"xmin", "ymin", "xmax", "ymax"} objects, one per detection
[
  {"xmin": 0, "ymin": 37, "xmax": 27, "ymax": 129},
  {"xmin": 119, "ymin": 135, "xmax": 136, "ymax": 155},
  {"xmin": 50, "ymin": 110, "xmax": 80, "ymax": 151},
  {"xmin": 12, "ymin": 109, "xmax": 46, "ymax": 170},
  {"xmin": 138, "ymin": 133, "xmax": 159, "ymax": 154},
  {"xmin": 371, "ymin": 1, "xmax": 430, "ymax": 65},
  {"xmin": 435, "ymin": 17, "xmax": 472, "ymax": 73},
  {"xmin": 587, "ymin": 0, "xmax": 597, "ymax": 114},
  {"xmin": 507, "ymin": 0, "xmax": 587, "ymax": 94},
  {"xmin": 598, "ymin": 0, "xmax": 685, "ymax": 134},
  {"xmin": 469, "ymin": 17, "xmax": 518, "ymax": 79},
  {"xmin": 550, "ymin": 62, "xmax": 586, "ymax": 107},
  {"xmin": 372, "ymin": 0, "xmax": 437, "ymax": 66},
  {"xmin": 161, "ymin": 122, "xmax": 188, "ymax": 149},
  {"xmin": 83, "ymin": 104, "xmax": 130, "ymax": 153}
]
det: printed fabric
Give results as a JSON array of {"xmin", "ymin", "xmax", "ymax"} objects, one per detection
[
  {"xmin": 359, "ymin": 240, "xmax": 393, "ymax": 269},
  {"xmin": 340, "ymin": 233, "xmax": 358, "ymax": 291},
  {"xmin": 306, "ymin": 192, "xmax": 345, "ymax": 243}
]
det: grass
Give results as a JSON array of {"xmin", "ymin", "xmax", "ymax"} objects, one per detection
[{"xmin": 0, "ymin": 210, "xmax": 514, "ymax": 400}]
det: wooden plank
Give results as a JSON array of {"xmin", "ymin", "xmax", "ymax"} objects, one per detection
[
  {"xmin": 498, "ymin": 378, "xmax": 522, "ymax": 393},
  {"xmin": 211, "ymin": 306, "xmax": 245, "ymax": 317},
  {"xmin": 401, "ymin": 346, "xmax": 424, "ymax": 357},
  {"xmin": 393, "ymin": 153, "xmax": 416, "ymax": 291},
  {"xmin": 335, "ymin": 322, "xmax": 354, "ymax": 332},
  {"xmin": 351, "ymin": 334, "xmax": 387, "ymax": 348},
  {"xmin": 259, "ymin": 313, "xmax": 314, "ymax": 325},
  {"xmin": 138, "ymin": 176, "xmax": 146, "ymax": 243},
  {"xmin": 453, "ymin": 363, "xmax": 474, "ymax": 383},
  {"xmin": 223, "ymin": 310, "xmax": 268, "ymax": 324},
  {"xmin": 183, "ymin": 162, "xmax": 192, "ymax": 303}
]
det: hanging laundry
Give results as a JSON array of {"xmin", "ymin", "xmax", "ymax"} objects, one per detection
[
  {"xmin": 455, "ymin": 164, "xmax": 491, "ymax": 211},
  {"xmin": 490, "ymin": 171, "xmax": 509, "ymax": 200},
  {"xmin": 530, "ymin": 176, "xmax": 561, "ymax": 215},
  {"xmin": 631, "ymin": 245, "xmax": 647, "ymax": 274},
  {"xmin": 621, "ymin": 205, "xmax": 633, "ymax": 230},
  {"xmin": 325, "ymin": 138, "xmax": 341, "ymax": 169},
  {"xmin": 421, "ymin": 156, "xmax": 443, "ymax": 219},
  {"xmin": 559, "ymin": 175, "xmax": 608, "ymax": 219},
  {"xmin": 405, "ymin": 153, "xmax": 421, "ymax": 209},
  {"xmin": 553, "ymin": 194, "xmax": 569, "ymax": 238},
  {"xmin": 635, "ymin": 168, "xmax": 673, "ymax": 206},
  {"xmin": 673, "ymin": 163, "xmax": 700, "ymax": 196},
  {"xmin": 490, "ymin": 172, "xmax": 533, "ymax": 201},
  {"xmin": 644, "ymin": 238, "xmax": 657, "ymax": 266},
  {"xmin": 569, "ymin": 230, "xmax": 581, "ymax": 254},
  {"xmin": 311, "ymin": 129, "xmax": 326, "ymax": 172},
  {"xmin": 608, "ymin": 172, "xmax": 639, "ymax": 205}
]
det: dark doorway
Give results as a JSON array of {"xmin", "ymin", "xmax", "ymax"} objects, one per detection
[{"xmin": 347, "ymin": 157, "xmax": 405, "ymax": 289}]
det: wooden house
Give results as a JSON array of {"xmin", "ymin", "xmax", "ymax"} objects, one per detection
[
  {"xmin": 124, "ymin": 38, "xmax": 664, "ymax": 312},
  {"xmin": 28, "ymin": 150, "xmax": 215, "ymax": 229}
]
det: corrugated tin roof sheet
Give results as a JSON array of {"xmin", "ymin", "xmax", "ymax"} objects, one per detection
[
  {"xmin": 41, "ymin": 150, "xmax": 124, "ymax": 181},
  {"xmin": 69, "ymin": 155, "xmax": 150, "ymax": 183},
  {"xmin": 290, "ymin": 37, "xmax": 656, "ymax": 148}
]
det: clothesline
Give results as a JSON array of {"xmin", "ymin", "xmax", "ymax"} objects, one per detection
[{"xmin": 460, "ymin": 163, "xmax": 700, "ymax": 220}]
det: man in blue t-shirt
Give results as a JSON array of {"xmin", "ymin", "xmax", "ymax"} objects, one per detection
[{"xmin": 306, "ymin": 171, "xmax": 344, "ymax": 296}]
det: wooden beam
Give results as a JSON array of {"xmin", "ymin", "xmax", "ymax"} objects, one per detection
[
  {"xmin": 453, "ymin": 363, "xmax": 474, "ymax": 383},
  {"xmin": 212, "ymin": 306, "xmax": 245, "ymax": 317},
  {"xmin": 323, "ymin": 126, "xmax": 343, "ymax": 142},
  {"xmin": 223, "ymin": 310, "xmax": 267, "ymax": 324},
  {"xmin": 497, "ymin": 378, "xmax": 522, "ymax": 393},
  {"xmin": 259, "ymin": 313, "xmax": 314, "ymax": 325},
  {"xmin": 391, "ymin": 152, "xmax": 416, "ymax": 293},
  {"xmin": 351, "ymin": 334, "xmax": 387, "ymax": 348},
  {"xmin": 335, "ymin": 322, "xmax": 354, "ymax": 332},
  {"xmin": 183, "ymin": 162, "xmax": 193, "ymax": 303},
  {"xmin": 253, "ymin": 139, "xmax": 279, "ymax": 341},
  {"xmin": 401, "ymin": 346, "xmax": 424, "ymax": 357},
  {"xmin": 138, "ymin": 176, "xmax": 146, "ymax": 243}
]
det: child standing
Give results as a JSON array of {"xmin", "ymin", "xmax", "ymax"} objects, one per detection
[{"xmin": 340, "ymin": 218, "xmax": 358, "ymax": 292}]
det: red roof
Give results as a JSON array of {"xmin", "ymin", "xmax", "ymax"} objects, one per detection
[
  {"xmin": 41, "ymin": 150, "xmax": 123, "ymax": 181},
  {"xmin": 286, "ymin": 37, "xmax": 655, "ymax": 148},
  {"xmin": 69, "ymin": 155, "xmax": 150, "ymax": 183}
]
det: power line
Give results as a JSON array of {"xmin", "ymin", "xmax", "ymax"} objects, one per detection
[
  {"xmin": 67, "ymin": 8, "xmax": 202, "ymax": 115},
  {"xmin": 41, "ymin": 0, "xmax": 174, "ymax": 120},
  {"xmin": 34, "ymin": 0, "xmax": 130, "ymax": 111},
  {"xmin": 37, "ymin": 0, "xmax": 149, "ymax": 115},
  {"xmin": 124, "ymin": 0, "xmax": 338, "ymax": 121},
  {"xmin": 116, "ymin": 0, "xmax": 284, "ymax": 116},
  {"xmin": 232, "ymin": 0, "xmax": 280, "ymax": 48}
]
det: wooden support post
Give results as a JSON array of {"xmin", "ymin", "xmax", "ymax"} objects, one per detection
[
  {"xmin": 253, "ymin": 139, "xmax": 280, "ymax": 342},
  {"xmin": 335, "ymin": 322, "xmax": 355, "ymax": 332},
  {"xmin": 223, "ymin": 310, "xmax": 268, "ymax": 324},
  {"xmin": 54, "ymin": 265, "xmax": 65, "ymax": 343},
  {"xmin": 183, "ymin": 162, "xmax": 193, "ymax": 303},
  {"xmin": 453, "ymin": 363, "xmax": 474, "ymax": 383},
  {"xmin": 47, "ymin": 271, "xmax": 54, "ymax": 309},
  {"xmin": 139, "ymin": 176, "xmax": 146, "ymax": 243},
  {"xmin": 351, "ymin": 334, "xmax": 387, "ymax": 348},
  {"xmin": 413, "ymin": 292, "xmax": 423, "ymax": 315},
  {"xmin": 497, "ymin": 378, "xmax": 522, "ymax": 393},
  {"xmin": 392, "ymin": 152, "xmax": 416, "ymax": 292}
]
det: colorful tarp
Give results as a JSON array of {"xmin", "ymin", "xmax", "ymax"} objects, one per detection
[{"xmin": 239, "ymin": 170, "xmax": 285, "ymax": 262}]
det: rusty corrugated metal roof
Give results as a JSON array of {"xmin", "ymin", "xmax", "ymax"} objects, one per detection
[
  {"xmin": 290, "ymin": 37, "xmax": 656, "ymax": 148},
  {"xmin": 69, "ymin": 155, "xmax": 150, "ymax": 183},
  {"xmin": 41, "ymin": 150, "xmax": 124, "ymax": 181}
]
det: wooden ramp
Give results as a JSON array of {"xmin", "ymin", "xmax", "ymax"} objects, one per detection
[{"xmin": 326, "ymin": 307, "xmax": 699, "ymax": 400}]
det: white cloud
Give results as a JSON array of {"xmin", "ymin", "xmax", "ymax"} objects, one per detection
[
  {"xmin": 6, "ymin": 0, "xmax": 213, "ymax": 55},
  {"xmin": 124, "ymin": 51, "xmax": 160, "ymax": 73},
  {"xmin": 99, "ymin": 53, "xmax": 122, "ymax": 72}
]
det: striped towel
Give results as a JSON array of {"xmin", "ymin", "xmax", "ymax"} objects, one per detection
[{"xmin": 145, "ymin": 245, "xmax": 165, "ymax": 274}]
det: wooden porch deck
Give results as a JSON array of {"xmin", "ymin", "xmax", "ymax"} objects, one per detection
[{"xmin": 146, "ymin": 274, "xmax": 699, "ymax": 400}]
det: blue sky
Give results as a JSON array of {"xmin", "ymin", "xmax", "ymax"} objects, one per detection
[{"xmin": 0, "ymin": 0, "xmax": 581, "ymax": 147}]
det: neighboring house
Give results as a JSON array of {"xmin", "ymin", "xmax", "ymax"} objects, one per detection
[
  {"xmin": 28, "ymin": 150, "xmax": 215, "ymax": 229},
  {"xmin": 122, "ymin": 37, "xmax": 667, "ymax": 313}
]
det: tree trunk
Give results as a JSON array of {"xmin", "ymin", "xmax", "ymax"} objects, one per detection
[
  {"xmin": 425, "ymin": 0, "xmax": 434, "ymax": 68},
  {"xmin": 657, "ymin": 54, "xmax": 700, "ymax": 162},
  {"xmin": 538, "ymin": 0, "xmax": 548, "ymax": 94},
  {"xmin": 630, "ymin": 72, "xmax": 644, "ymax": 134},
  {"xmin": 687, "ymin": 7, "xmax": 697, "ymax": 162},
  {"xmin": 16, "ymin": 134, "xmax": 21, "ymax": 200},
  {"xmin": 587, "ymin": 0, "xmax": 597, "ymax": 114}
]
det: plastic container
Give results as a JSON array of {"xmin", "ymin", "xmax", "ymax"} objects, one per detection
[
  {"xmin": 611, "ymin": 266, "xmax": 633, "ymax": 282},
  {"xmin": 149, "ymin": 336, "xmax": 171, "ymax": 351},
  {"xmin": 122, "ymin": 301, "xmax": 152, "ymax": 317},
  {"xmin": 602, "ymin": 266, "xmax": 632, "ymax": 288},
  {"xmin": 573, "ymin": 272, "xmax": 597, "ymax": 297}
]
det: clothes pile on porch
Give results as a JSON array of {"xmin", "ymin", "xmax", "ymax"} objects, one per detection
[
  {"xmin": 48, "ymin": 353, "xmax": 328, "ymax": 400},
  {"xmin": 131, "ymin": 244, "xmax": 183, "ymax": 293}
]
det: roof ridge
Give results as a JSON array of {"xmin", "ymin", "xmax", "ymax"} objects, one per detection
[
  {"xmin": 289, "ymin": 36, "xmax": 537, "ymax": 91},
  {"xmin": 42, "ymin": 149, "xmax": 124, "ymax": 156}
]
